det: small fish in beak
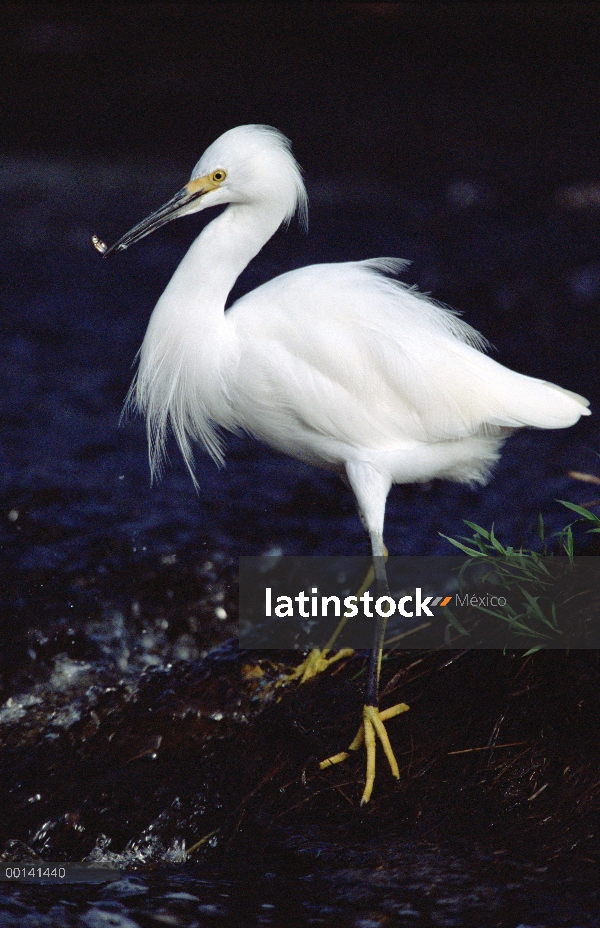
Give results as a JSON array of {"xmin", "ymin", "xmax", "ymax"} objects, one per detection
[{"xmin": 91, "ymin": 173, "xmax": 222, "ymax": 258}]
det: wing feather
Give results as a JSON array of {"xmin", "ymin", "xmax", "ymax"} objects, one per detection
[{"xmin": 225, "ymin": 260, "xmax": 589, "ymax": 454}]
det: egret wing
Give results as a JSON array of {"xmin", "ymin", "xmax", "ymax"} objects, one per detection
[{"xmin": 225, "ymin": 260, "xmax": 589, "ymax": 454}]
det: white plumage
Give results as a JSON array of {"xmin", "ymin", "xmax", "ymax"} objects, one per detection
[{"xmin": 106, "ymin": 124, "xmax": 589, "ymax": 552}]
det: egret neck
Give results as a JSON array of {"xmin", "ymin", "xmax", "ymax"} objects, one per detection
[{"xmin": 132, "ymin": 199, "xmax": 288, "ymax": 480}]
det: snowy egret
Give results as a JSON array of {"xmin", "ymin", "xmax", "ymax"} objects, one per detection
[{"xmin": 95, "ymin": 125, "xmax": 590, "ymax": 803}]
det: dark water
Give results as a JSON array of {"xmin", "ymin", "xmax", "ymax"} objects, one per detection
[
  {"xmin": 1, "ymin": 155, "xmax": 597, "ymax": 573},
  {"xmin": 2, "ymin": 4, "xmax": 600, "ymax": 924},
  {"xmin": 2, "ymin": 845, "xmax": 599, "ymax": 927}
]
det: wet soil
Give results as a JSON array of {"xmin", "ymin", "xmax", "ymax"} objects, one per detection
[{"xmin": 3, "ymin": 598, "xmax": 600, "ymax": 924}]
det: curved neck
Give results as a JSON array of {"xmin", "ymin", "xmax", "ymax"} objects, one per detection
[
  {"xmin": 165, "ymin": 201, "xmax": 284, "ymax": 318},
  {"xmin": 135, "ymin": 199, "xmax": 288, "ymax": 478}
]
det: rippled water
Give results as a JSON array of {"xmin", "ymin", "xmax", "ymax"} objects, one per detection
[{"xmin": 2, "ymin": 841, "xmax": 600, "ymax": 926}]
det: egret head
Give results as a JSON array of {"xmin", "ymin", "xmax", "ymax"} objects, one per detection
[{"xmin": 101, "ymin": 125, "xmax": 307, "ymax": 256}]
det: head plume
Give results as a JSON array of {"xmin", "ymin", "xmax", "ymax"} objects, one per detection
[{"xmin": 190, "ymin": 125, "xmax": 308, "ymax": 231}]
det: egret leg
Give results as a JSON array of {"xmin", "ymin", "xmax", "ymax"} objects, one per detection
[
  {"xmin": 319, "ymin": 531, "xmax": 410, "ymax": 804},
  {"xmin": 280, "ymin": 549, "xmax": 386, "ymax": 684}
]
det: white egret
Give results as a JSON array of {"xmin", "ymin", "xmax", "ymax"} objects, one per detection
[{"xmin": 95, "ymin": 125, "xmax": 590, "ymax": 803}]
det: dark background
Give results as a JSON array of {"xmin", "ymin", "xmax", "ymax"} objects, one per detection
[
  {"xmin": 1, "ymin": 4, "xmax": 600, "ymax": 921},
  {"xmin": 1, "ymin": 2, "xmax": 600, "ymax": 628}
]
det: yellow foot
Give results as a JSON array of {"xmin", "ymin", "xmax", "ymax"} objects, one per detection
[
  {"xmin": 319, "ymin": 702, "xmax": 410, "ymax": 804},
  {"xmin": 281, "ymin": 647, "xmax": 355, "ymax": 684},
  {"xmin": 278, "ymin": 552, "xmax": 388, "ymax": 686}
]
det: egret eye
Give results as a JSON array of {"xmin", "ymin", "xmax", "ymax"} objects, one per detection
[{"xmin": 211, "ymin": 170, "xmax": 226, "ymax": 184}]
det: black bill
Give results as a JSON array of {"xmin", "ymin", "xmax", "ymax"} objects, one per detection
[{"xmin": 100, "ymin": 186, "xmax": 204, "ymax": 257}]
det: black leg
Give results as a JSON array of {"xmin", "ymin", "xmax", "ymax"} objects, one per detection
[{"xmin": 365, "ymin": 556, "xmax": 390, "ymax": 708}]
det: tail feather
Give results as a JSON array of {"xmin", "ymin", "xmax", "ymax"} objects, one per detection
[{"xmin": 488, "ymin": 374, "xmax": 590, "ymax": 431}]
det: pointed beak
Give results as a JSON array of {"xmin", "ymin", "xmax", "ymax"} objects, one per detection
[{"xmin": 99, "ymin": 175, "xmax": 217, "ymax": 257}]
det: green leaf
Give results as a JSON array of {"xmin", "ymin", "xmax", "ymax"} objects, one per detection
[
  {"xmin": 558, "ymin": 500, "xmax": 600, "ymax": 522},
  {"xmin": 439, "ymin": 534, "xmax": 485, "ymax": 557},
  {"xmin": 443, "ymin": 608, "xmax": 470, "ymax": 636},
  {"xmin": 463, "ymin": 521, "xmax": 491, "ymax": 540},
  {"xmin": 563, "ymin": 525, "xmax": 574, "ymax": 559},
  {"xmin": 489, "ymin": 524, "xmax": 508, "ymax": 555},
  {"xmin": 518, "ymin": 586, "xmax": 547, "ymax": 622}
]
